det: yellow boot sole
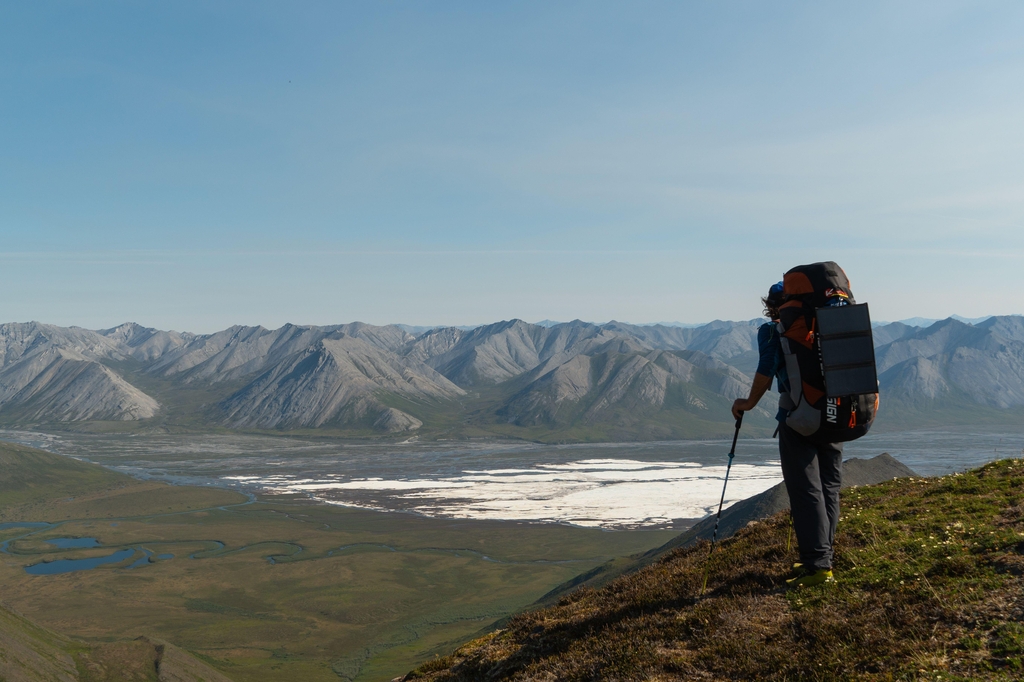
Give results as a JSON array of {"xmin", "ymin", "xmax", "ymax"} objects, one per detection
[{"xmin": 786, "ymin": 568, "xmax": 834, "ymax": 588}]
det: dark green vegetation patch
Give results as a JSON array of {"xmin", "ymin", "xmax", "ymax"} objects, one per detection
[{"xmin": 406, "ymin": 459, "xmax": 1024, "ymax": 681}]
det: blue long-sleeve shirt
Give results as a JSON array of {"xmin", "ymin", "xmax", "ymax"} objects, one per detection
[{"xmin": 755, "ymin": 322, "xmax": 790, "ymax": 422}]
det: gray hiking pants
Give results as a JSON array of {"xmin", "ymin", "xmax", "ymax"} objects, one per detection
[{"xmin": 779, "ymin": 424, "xmax": 843, "ymax": 571}]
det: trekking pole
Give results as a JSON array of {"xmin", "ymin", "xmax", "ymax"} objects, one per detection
[{"xmin": 700, "ymin": 412, "xmax": 743, "ymax": 596}]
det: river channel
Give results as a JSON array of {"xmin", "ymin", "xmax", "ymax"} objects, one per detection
[{"xmin": 2, "ymin": 427, "xmax": 1022, "ymax": 530}]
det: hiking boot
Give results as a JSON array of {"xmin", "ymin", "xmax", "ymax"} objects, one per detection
[
  {"xmin": 783, "ymin": 562, "xmax": 803, "ymax": 580},
  {"xmin": 786, "ymin": 568, "xmax": 834, "ymax": 588}
]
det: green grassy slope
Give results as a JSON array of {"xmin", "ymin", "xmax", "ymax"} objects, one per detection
[
  {"xmin": 0, "ymin": 441, "xmax": 246, "ymax": 522},
  {"xmin": 405, "ymin": 459, "xmax": 1024, "ymax": 681},
  {"xmin": 0, "ymin": 441, "xmax": 130, "ymax": 507},
  {"xmin": 0, "ymin": 599, "xmax": 79, "ymax": 681},
  {"xmin": 0, "ymin": 600, "xmax": 233, "ymax": 682}
]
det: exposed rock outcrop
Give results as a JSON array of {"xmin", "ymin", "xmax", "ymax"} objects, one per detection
[
  {"xmin": 0, "ymin": 324, "xmax": 159, "ymax": 421},
  {"xmin": 373, "ymin": 407, "xmax": 423, "ymax": 432},
  {"xmin": 877, "ymin": 317, "xmax": 1024, "ymax": 408},
  {"xmin": 220, "ymin": 336, "xmax": 462, "ymax": 428},
  {"xmin": 0, "ymin": 349, "xmax": 159, "ymax": 421},
  {"xmin": 99, "ymin": 322, "xmax": 194, "ymax": 362},
  {"xmin": 498, "ymin": 349, "xmax": 752, "ymax": 427}
]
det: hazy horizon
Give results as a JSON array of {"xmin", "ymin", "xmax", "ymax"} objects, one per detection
[{"xmin": 1, "ymin": 313, "xmax": 1017, "ymax": 337}]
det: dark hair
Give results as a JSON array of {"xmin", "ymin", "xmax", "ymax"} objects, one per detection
[{"xmin": 762, "ymin": 296, "xmax": 780, "ymax": 320}]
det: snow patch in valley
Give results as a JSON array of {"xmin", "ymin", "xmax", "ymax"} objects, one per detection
[{"xmin": 230, "ymin": 458, "xmax": 783, "ymax": 528}]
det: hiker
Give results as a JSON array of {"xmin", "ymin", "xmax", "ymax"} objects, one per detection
[{"xmin": 729, "ymin": 281, "xmax": 844, "ymax": 588}]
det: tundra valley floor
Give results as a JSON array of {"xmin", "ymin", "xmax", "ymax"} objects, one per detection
[{"xmin": 0, "ymin": 443, "xmax": 675, "ymax": 681}]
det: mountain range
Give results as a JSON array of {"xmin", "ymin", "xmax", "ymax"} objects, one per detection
[{"xmin": 0, "ymin": 315, "xmax": 1020, "ymax": 439}]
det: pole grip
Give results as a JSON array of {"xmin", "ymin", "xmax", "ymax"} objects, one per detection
[{"xmin": 729, "ymin": 411, "xmax": 743, "ymax": 457}]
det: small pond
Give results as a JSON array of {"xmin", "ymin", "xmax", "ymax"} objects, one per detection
[
  {"xmin": 4, "ymin": 525, "xmax": 181, "ymax": 575},
  {"xmin": 25, "ymin": 548, "xmax": 135, "ymax": 575},
  {"xmin": 46, "ymin": 537, "xmax": 100, "ymax": 549},
  {"xmin": 125, "ymin": 549, "xmax": 175, "ymax": 568},
  {"xmin": 0, "ymin": 522, "xmax": 52, "ymax": 531}
]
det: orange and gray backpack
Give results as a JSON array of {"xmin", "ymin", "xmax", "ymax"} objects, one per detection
[{"xmin": 777, "ymin": 261, "xmax": 879, "ymax": 443}]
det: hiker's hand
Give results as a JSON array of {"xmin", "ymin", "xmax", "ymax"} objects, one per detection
[{"xmin": 732, "ymin": 398, "xmax": 754, "ymax": 420}]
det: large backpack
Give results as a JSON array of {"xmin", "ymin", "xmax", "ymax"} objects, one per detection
[{"xmin": 777, "ymin": 261, "xmax": 879, "ymax": 443}]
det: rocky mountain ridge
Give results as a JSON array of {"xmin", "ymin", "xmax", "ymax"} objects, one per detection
[
  {"xmin": 0, "ymin": 315, "xmax": 1020, "ymax": 437},
  {"xmin": 875, "ymin": 316, "xmax": 1024, "ymax": 411}
]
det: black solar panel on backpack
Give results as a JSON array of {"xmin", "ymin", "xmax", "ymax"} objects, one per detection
[{"xmin": 816, "ymin": 303, "xmax": 878, "ymax": 398}]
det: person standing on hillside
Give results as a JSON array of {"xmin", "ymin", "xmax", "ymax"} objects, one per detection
[{"xmin": 730, "ymin": 282, "xmax": 841, "ymax": 588}]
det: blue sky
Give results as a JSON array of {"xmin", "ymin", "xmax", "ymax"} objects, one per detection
[{"xmin": 2, "ymin": 1, "xmax": 1023, "ymax": 332}]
